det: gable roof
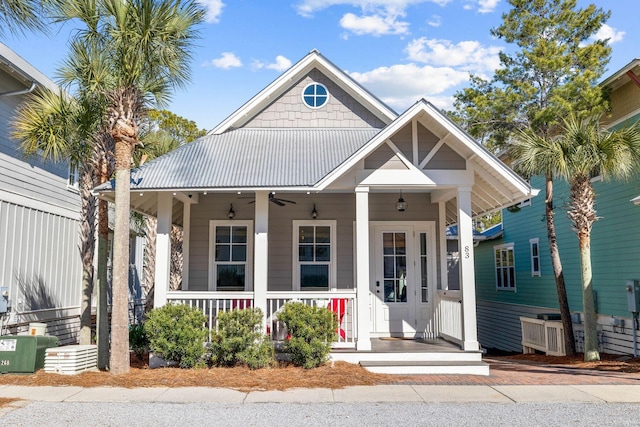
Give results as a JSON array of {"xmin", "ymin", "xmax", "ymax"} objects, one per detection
[
  {"xmin": 0, "ymin": 42, "xmax": 59, "ymax": 94},
  {"xmin": 210, "ymin": 49, "xmax": 397, "ymax": 134},
  {"xmin": 96, "ymin": 128, "xmax": 379, "ymax": 191}
]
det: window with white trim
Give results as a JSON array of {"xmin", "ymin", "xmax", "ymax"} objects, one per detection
[
  {"xmin": 293, "ymin": 220, "xmax": 336, "ymax": 291},
  {"xmin": 209, "ymin": 221, "xmax": 253, "ymax": 291},
  {"xmin": 529, "ymin": 238, "xmax": 541, "ymax": 276},
  {"xmin": 494, "ymin": 243, "xmax": 516, "ymax": 290},
  {"xmin": 68, "ymin": 162, "xmax": 79, "ymax": 190}
]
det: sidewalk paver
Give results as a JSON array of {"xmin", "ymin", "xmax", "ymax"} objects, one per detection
[
  {"xmin": 155, "ymin": 387, "xmax": 246, "ymax": 403},
  {"xmin": 493, "ymin": 385, "xmax": 604, "ymax": 403},
  {"xmin": 0, "ymin": 386, "xmax": 83, "ymax": 401},
  {"xmin": 65, "ymin": 387, "xmax": 169, "ymax": 402},
  {"xmin": 412, "ymin": 385, "xmax": 512, "ymax": 403},
  {"xmin": 333, "ymin": 385, "xmax": 422, "ymax": 402},
  {"xmin": 571, "ymin": 385, "xmax": 640, "ymax": 403},
  {"xmin": 245, "ymin": 387, "xmax": 333, "ymax": 403}
]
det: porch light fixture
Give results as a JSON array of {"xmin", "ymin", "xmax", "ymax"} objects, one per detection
[
  {"xmin": 311, "ymin": 204, "xmax": 318, "ymax": 219},
  {"xmin": 396, "ymin": 191, "xmax": 408, "ymax": 212},
  {"xmin": 228, "ymin": 204, "xmax": 235, "ymax": 219}
]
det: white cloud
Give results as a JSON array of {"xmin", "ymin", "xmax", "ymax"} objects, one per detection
[
  {"xmin": 463, "ymin": 0, "xmax": 499, "ymax": 14},
  {"xmin": 427, "ymin": 14, "xmax": 441, "ymax": 27},
  {"xmin": 206, "ymin": 52, "xmax": 242, "ymax": 69},
  {"xmin": 266, "ymin": 55, "xmax": 293, "ymax": 72},
  {"xmin": 251, "ymin": 55, "xmax": 293, "ymax": 72},
  {"xmin": 593, "ymin": 24, "xmax": 625, "ymax": 44},
  {"xmin": 349, "ymin": 63, "xmax": 468, "ymax": 111},
  {"xmin": 340, "ymin": 12, "xmax": 409, "ymax": 36},
  {"xmin": 406, "ymin": 37, "xmax": 501, "ymax": 73},
  {"xmin": 295, "ymin": 1, "xmax": 451, "ymax": 17},
  {"xmin": 198, "ymin": 0, "xmax": 225, "ymax": 23}
]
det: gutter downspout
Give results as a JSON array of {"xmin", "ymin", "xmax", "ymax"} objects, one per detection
[{"xmin": 0, "ymin": 81, "xmax": 36, "ymax": 97}]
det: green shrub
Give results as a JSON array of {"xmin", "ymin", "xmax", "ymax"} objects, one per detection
[
  {"xmin": 129, "ymin": 323, "xmax": 149, "ymax": 360},
  {"xmin": 210, "ymin": 308, "xmax": 274, "ymax": 369},
  {"xmin": 277, "ymin": 302, "xmax": 338, "ymax": 369},
  {"xmin": 144, "ymin": 303, "xmax": 208, "ymax": 368}
]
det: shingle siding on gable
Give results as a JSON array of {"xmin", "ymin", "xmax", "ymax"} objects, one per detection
[
  {"xmin": 244, "ymin": 69, "xmax": 386, "ymax": 129},
  {"xmin": 601, "ymin": 80, "xmax": 640, "ymax": 127}
]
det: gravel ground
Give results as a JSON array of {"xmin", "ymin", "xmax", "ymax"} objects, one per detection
[{"xmin": 3, "ymin": 401, "xmax": 640, "ymax": 426}]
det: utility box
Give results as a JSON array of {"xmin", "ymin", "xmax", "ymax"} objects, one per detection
[
  {"xmin": 0, "ymin": 335, "xmax": 59, "ymax": 374},
  {"xmin": 626, "ymin": 280, "xmax": 640, "ymax": 313}
]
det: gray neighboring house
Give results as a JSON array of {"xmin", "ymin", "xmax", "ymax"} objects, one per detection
[{"xmin": 0, "ymin": 42, "xmax": 82, "ymax": 344}]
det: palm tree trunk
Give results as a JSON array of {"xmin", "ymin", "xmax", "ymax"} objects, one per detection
[
  {"xmin": 170, "ymin": 225, "xmax": 183, "ymax": 291},
  {"xmin": 569, "ymin": 177, "xmax": 599, "ymax": 361},
  {"xmin": 143, "ymin": 216, "xmax": 156, "ymax": 313},
  {"xmin": 78, "ymin": 162, "xmax": 97, "ymax": 345},
  {"xmin": 545, "ymin": 175, "xmax": 576, "ymax": 356},
  {"xmin": 110, "ymin": 139, "xmax": 132, "ymax": 374}
]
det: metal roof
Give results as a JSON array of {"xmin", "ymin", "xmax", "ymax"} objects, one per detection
[{"xmin": 97, "ymin": 128, "xmax": 381, "ymax": 191}]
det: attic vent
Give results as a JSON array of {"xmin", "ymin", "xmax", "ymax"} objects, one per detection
[{"xmin": 302, "ymin": 82, "xmax": 328, "ymax": 109}]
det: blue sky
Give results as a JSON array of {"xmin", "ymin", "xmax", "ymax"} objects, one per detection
[{"xmin": 4, "ymin": 0, "xmax": 638, "ymax": 131}]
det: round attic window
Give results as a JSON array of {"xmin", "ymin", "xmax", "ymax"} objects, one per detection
[{"xmin": 302, "ymin": 83, "xmax": 329, "ymax": 109}]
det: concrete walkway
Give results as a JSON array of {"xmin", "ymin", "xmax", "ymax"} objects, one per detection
[{"xmin": 0, "ymin": 384, "xmax": 639, "ymax": 406}]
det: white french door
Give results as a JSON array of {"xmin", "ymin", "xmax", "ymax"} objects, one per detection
[{"xmin": 370, "ymin": 222, "xmax": 435, "ymax": 337}]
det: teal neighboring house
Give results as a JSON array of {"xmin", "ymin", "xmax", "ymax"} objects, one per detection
[{"xmin": 475, "ymin": 59, "xmax": 640, "ymax": 355}]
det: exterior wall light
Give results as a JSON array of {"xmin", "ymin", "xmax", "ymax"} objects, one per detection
[
  {"xmin": 311, "ymin": 204, "xmax": 318, "ymax": 219},
  {"xmin": 228, "ymin": 204, "xmax": 235, "ymax": 219},
  {"xmin": 396, "ymin": 191, "xmax": 408, "ymax": 212}
]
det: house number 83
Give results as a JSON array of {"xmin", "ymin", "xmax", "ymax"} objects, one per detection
[{"xmin": 464, "ymin": 246, "xmax": 470, "ymax": 259}]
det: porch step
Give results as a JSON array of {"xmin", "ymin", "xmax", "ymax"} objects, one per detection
[{"xmin": 359, "ymin": 360, "xmax": 490, "ymax": 375}]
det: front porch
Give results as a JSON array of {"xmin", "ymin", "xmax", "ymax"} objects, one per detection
[{"xmin": 165, "ymin": 288, "xmax": 486, "ymax": 374}]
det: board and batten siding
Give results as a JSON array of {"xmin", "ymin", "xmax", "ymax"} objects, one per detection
[
  {"xmin": 0, "ymin": 71, "xmax": 83, "ymax": 342},
  {"xmin": 474, "ymin": 170, "xmax": 640, "ymax": 354},
  {"xmin": 187, "ymin": 192, "xmax": 442, "ymax": 292}
]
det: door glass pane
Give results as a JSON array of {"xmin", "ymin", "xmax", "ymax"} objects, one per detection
[
  {"xmin": 396, "ymin": 256, "xmax": 406, "ymax": 275},
  {"xmin": 383, "ymin": 256, "xmax": 394, "ymax": 278},
  {"xmin": 383, "ymin": 233, "xmax": 394, "ymax": 255},
  {"xmin": 420, "ymin": 232, "xmax": 428, "ymax": 303},
  {"xmin": 384, "ymin": 280, "xmax": 395, "ymax": 302},
  {"xmin": 395, "ymin": 233, "xmax": 406, "ymax": 255},
  {"xmin": 300, "ymin": 265, "xmax": 328, "ymax": 288}
]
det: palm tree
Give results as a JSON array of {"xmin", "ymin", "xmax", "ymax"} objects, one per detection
[
  {"xmin": 512, "ymin": 114, "xmax": 640, "ymax": 361},
  {"xmin": 0, "ymin": 0, "xmax": 50, "ymax": 37},
  {"xmin": 55, "ymin": 0, "xmax": 204, "ymax": 374}
]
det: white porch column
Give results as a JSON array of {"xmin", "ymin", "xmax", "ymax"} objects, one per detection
[
  {"xmin": 154, "ymin": 192, "xmax": 172, "ymax": 308},
  {"xmin": 355, "ymin": 187, "xmax": 371, "ymax": 351},
  {"xmin": 182, "ymin": 202, "xmax": 191, "ymax": 290},
  {"xmin": 253, "ymin": 191, "xmax": 269, "ymax": 321},
  {"xmin": 457, "ymin": 187, "xmax": 479, "ymax": 351}
]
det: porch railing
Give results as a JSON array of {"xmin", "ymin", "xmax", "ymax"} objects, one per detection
[
  {"xmin": 437, "ymin": 291, "xmax": 463, "ymax": 345},
  {"xmin": 266, "ymin": 291, "xmax": 356, "ymax": 348},
  {"xmin": 166, "ymin": 290, "xmax": 356, "ymax": 348},
  {"xmin": 520, "ymin": 316, "xmax": 566, "ymax": 356}
]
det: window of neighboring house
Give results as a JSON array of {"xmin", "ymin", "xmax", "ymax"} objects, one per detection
[
  {"xmin": 518, "ymin": 198, "xmax": 531, "ymax": 207},
  {"xmin": 494, "ymin": 243, "xmax": 516, "ymax": 290},
  {"xmin": 293, "ymin": 220, "xmax": 336, "ymax": 291},
  {"xmin": 529, "ymin": 238, "xmax": 541, "ymax": 277},
  {"xmin": 209, "ymin": 221, "xmax": 253, "ymax": 291},
  {"xmin": 67, "ymin": 162, "xmax": 79, "ymax": 190}
]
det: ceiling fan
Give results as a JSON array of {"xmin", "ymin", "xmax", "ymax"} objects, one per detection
[{"xmin": 241, "ymin": 192, "xmax": 297, "ymax": 207}]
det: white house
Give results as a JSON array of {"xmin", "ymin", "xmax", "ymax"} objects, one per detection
[{"xmin": 97, "ymin": 50, "xmax": 534, "ymax": 374}]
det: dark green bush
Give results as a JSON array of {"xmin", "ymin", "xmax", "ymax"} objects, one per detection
[
  {"xmin": 277, "ymin": 302, "xmax": 338, "ymax": 369},
  {"xmin": 129, "ymin": 323, "xmax": 149, "ymax": 360},
  {"xmin": 144, "ymin": 303, "xmax": 208, "ymax": 368},
  {"xmin": 210, "ymin": 308, "xmax": 274, "ymax": 369}
]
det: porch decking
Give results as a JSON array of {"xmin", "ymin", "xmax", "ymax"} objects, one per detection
[{"xmin": 332, "ymin": 338, "xmax": 489, "ymax": 375}]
